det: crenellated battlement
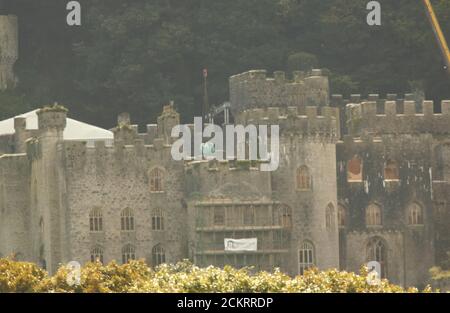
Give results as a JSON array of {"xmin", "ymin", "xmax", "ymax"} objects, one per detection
[
  {"xmin": 229, "ymin": 69, "xmax": 329, "ymax": 116},
  {"xmin": 331, "ymin": 92, "xmax": 428, "ymax": 108},
  {"xmin": 235, "ymin": 105, "xmax": 340, "ymax": 139},
  {"xmin": 345, "ymin": 98, "xmax": 450, "ymax": 135}
]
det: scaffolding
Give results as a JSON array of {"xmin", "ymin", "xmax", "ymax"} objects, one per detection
[{"xmin": 194, "ymin": 200, "xmax": 292, "ymax": 272}]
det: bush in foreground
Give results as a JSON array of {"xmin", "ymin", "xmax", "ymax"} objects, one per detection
[{"xmin": 0, "ymin": 258, "xmax": 432, "ymax": 293}]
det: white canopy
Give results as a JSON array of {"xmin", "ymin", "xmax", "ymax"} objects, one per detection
[{"xmin": 0, "ymin": 110, "xmax": 114, "ymax": 145}]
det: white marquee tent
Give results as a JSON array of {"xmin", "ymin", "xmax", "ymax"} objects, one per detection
[{"xmin": 0, "ymin": 110, "xmax": 114, "ymax": 146}]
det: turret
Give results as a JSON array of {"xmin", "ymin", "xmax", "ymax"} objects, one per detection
[
  {"xmin": 34, "ymin": 104, "xmax": 68, "ymax": 273},
  {"xmin": 157, "ymin": 101, "xmax": 180, "ymax": 144},
  {"xmin": 0, "ymin": 14, "xmax": 18, "ymax": 90},
  {"xmin": 229, "ymin": 69, "xmax": 330, "ymax": 116}
]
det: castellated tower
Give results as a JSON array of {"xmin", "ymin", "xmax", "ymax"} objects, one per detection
[
  {"xmin": 29, "ymin": 106, "xmax": 69, "ymax": 273},
  {"xmin": 0, "ymin": 14, "xmax": 18, "ymax": 90},
  {"xmin": 229, "ymin": 69, "xmax": 329, "ymax": 117},
  {"xmin": 335, "ymin": 94, "xmax": 450, "ymax": 287},
  {"xmin": 186, "ymin": 70, "xmax": 340, "ymax": 275}
]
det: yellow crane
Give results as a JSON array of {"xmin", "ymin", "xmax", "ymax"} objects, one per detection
[{"xmin": 422, "ymin": 0, "xmax": 450, "ymax": 74}]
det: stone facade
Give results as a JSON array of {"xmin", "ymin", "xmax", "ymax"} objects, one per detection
[
  {"xmin": 0, "ymin": 69, "xmax": 448, "ymax": 289},
  {"xmin": 0, "ymin": 14, "xmax": 18, "ymax": 90}
]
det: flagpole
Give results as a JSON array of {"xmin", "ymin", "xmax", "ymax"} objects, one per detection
[{"xmin": 203, "ymin": 68, "xmax": 209, "ymax": 123}]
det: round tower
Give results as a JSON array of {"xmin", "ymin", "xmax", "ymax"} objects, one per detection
[{"xmin": 0, "ymin": 14, "xmax": 18, "ymax": 90}]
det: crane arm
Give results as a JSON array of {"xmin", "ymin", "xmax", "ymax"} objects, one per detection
[{"xmin": 422, "ymin": 0, "xmax": 450, "ymax": 74}]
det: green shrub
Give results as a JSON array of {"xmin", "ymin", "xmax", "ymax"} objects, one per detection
[{"xmin": 0, "ymin": 257, "xmax": 434, "ymax": 293}]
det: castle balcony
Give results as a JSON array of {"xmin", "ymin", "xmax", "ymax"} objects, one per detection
[
  {"xmin": 195, "ymin": 217, "xmax": 288, "ymax": 232},
  {"xmin": 195, "ymin": 248, "xmax": 289, "ymax": 256}
]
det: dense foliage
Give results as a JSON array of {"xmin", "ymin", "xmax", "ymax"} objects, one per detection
[
  {"xmin": 1, "ymin": 0, "xmax": 449, "ymax": 127},
  {"xmin": 0, "ymin": 258, "xmax": 433, "ymax": 293}
]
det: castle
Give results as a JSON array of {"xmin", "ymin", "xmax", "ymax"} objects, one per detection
[{"xmin": 0, "ymin": 16, "xmax": 449, "ymax": 289}]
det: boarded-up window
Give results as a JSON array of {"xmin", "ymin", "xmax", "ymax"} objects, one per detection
[
  {"xmin": 149, "ymin": 167, "xmax": 164, "ymax": 192},
  {"xmin": 347, "ymin": 156, "xmax": 363, "ymax": 182},
  {"xmin": 384, "ymin": 160, "xmax": 399, "ymax": 180},
  {"xmin": 408, "ymin": 203, "xmax": 423, "ymax": 225},
  {"xmin": 277, "ymin": 206, "xmax": 292, "ymax": 228},
  {"xmin": 243, "ymin": 206, "xmax": 255, "ymax": 226},
  {"xmin": 297, "ymin": 166, "xmax": 311, "ymax": 190},
  {"xmin": 213, "ymin": 207, "xmax": 225, "ymax": 226},
  {"xmin": 338, "ymin": 204, "xmax": 347, "ymax": 227},
  {"xmin": 366, "ymin": 204, "xmax": 382, "ymax": 226}
]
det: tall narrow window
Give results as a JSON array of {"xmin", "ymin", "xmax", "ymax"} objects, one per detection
[
  {"xmin": 39, "ymin": 217, "xmax": 44, "ymax": 234},
  {"xmin": 149, "ymin": 167, "xmax": 164, "ymax": 192},
  {"xmin": 152, "ymin": 208, "xmax": 164, "ymax": 231},
  {"xmin": 384, "ymin": 160, "xmax": 399, "ymax": 180},
  {"xmin": 243, "ymin": 205, "xmax": 255, "ymax": 226},
  {"xmin": 299, "ymin": 241, "xmax": 315, "ymax": 275},
  {"xmin": 367, "ymin": 237, "xmax": 387, "ymax": 278},
  {"xmin": 152, "ymin": 244, "xmax": 166, "ymax": 266},
  {"xmin": 277, "ymin": 205, "xmax": 292, "ymax": 228},
  {"xmin": 90, "ymin": 246, "xmax": 104, "ymax": 263},
  {"xmin": 213, "ymin": 207, "xmax": 225, "ymax": 226},
  {"xmin": 326, "ymin": 203, "xmax": 334, "ymax": 229},
  {"xmin": 296, "ymin": 166, "xmax": 311, "ymax": 190},
  {"xmin": 366, "ymin": 204, "xmax": 382, "ymax": 226},
  {"xmin": 121, "ymin": 208, "xmax": 135, "ymax": 231},
  {"xmin": 122, "ymin": 244, "xmax": 135, "ymax": 264},
  {"xmin": 89, "ymin": 208, "xmax": 103, "ymax": 232},
  {"xmin": 338, "ymin": 204, "xmax": 347, "ymax": 227},
  {"xmin": 347, "ymin": 155, "xmax": 363, "ymax": 182},
  {"xmin": 408, "ymin": 203, "xmax": 424, "ymax": 225}
]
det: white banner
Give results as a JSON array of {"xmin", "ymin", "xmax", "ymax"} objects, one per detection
[{"xmin": 224, "ymin": 238, "xmax": 257, "ymax": 251}]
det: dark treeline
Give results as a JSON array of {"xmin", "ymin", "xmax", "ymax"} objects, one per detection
[{"xmin": 1, "ymin": 0, "xmax": 449, "ymax": 128}]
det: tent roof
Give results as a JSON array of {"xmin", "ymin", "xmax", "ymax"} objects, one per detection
[{"xmin": 0, "ymin": 110, "xmax": 113, "ymax": 141}]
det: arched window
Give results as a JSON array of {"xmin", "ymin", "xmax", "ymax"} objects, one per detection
[
  {"xmin": 152, "ymin": 244, "xmax": 166, "ymax": 266},
  {"xmin": 347, "ymin": 155, "xmax": 363, "ymax": 182},
  {"xmin": 152, "ymin": 208, "xmax": 164, "ymax": 231},
  {"xmin": 298, "ymin": 241, "xmax": 315, "ymax": 275},
  {"xmin": 296, "ymin": 166, "xmax": 312, "ymax": 190},
  {"xmin": 121, "ymin": 208, "xmax": 135, "ymax": 231},
  {"xmin": 367, "ymin": 237, "xmax": 387, "ymax": 278},
  {"xmin": 149, "ymin": 167, "xmax": 164, "ymax": 192},
  {"xmin": 90, "ymin": 246, "xmax": 104, "ymax": 263},
  {"xmin": 338, "ymin": 204, "xmax": 347, "ymax": 227},
  {"xmin": 326, "ymin": 203, "xmax": 334, "ymax": 229},
  {"xmin": 277, "ymin": 206, "xmax": 292, "ymax": 228},
  {"xmin": 89, "ymin": 208, "xmax": 103, "ymax": 232},
  {"xmin": 384, "ymin": 160, "xmax": 399, "ymax": 180},
  {"xmin": 366, "ymin": 204, "xmax": 382, "ymax": 226},
  {"xmin": 39, "ymin": 217, "xmax": 44, "ymax": 234},
  {"xmin": 408, "ymin": 203, "xmax": 424, "ymax": 225},
  {"xmin": 122, "ymin": 244, "xmax": 135, "ymax": 264}
]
